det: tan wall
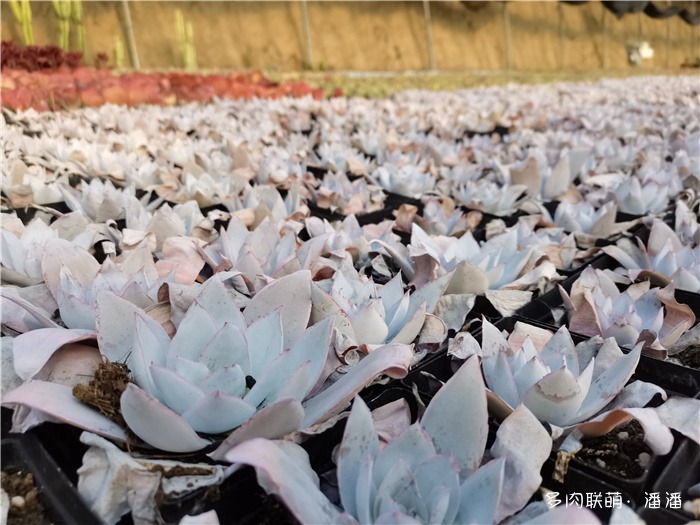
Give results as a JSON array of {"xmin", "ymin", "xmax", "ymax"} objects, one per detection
[{"xmin": 2, "ymin": 1, "xmax": 698, "ymax": 71}]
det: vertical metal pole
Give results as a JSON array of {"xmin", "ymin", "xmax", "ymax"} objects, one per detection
[
  {"xmin": 423, "ymin": 0, "xmax": 437, "ymax": 71},
  {"xmin": 690, "ymin": 2, "xmax": 700, "ymax": 63},
  {"xmin": 300, "ymin": 0, "xmax": 313, "ymax": 69},
  {"xmin": 120, "ymin": 0, "xmax": 140, "ymax": 69},
  {"xmin": 503, "ymin": 1, "xmax": 512, "ymax": 70},
  {"xmin": 558, "ymin": 2, "xmax": 565, "ymax": 70},
  {"xmin": 665, "ymin": 1, "xmax": 671, "ymax": 68},
  {"xmin": 601, "ymin": 3, "xmax": 607, "ymax": 69}
]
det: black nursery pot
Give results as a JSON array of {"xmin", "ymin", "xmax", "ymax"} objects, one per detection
[
  {"xmin": 540, "ymin": 457, "xmax": 637, "ymax": 523},
  {"xmin": 1, "ymin": 433, "xmax": 102, "ymax": 525},
  {"xmin": 650, "ymin": 437, "xmax": 700, "ymax": 522}
]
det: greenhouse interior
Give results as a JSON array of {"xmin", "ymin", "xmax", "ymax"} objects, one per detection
[{"xmin": 1, "ymin": 1, "xmax": 699, "ymax": 524}]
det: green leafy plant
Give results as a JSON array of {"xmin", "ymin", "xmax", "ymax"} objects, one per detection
[
  {"xmin": 9, "ymin": 0, "xmax": 34, "ymax": 45},
  {"xmin": 175, "ymin": 9, "xmax": 197, "ymax": 70},
  {"xmin": 51, "ymin": 0, "xmax": 71, "ymax": 50}
]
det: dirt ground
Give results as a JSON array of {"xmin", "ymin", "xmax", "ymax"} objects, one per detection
[{"xmin": 2, "ymin": 1, "xmax": 698, "ymax": 72}]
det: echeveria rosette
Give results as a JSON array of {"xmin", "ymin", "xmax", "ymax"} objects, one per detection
[
  {"xmin": 476, "ymin": 319, "xmax": 641, "ymax": 427},
  {"xmin": 39, "ymin": 238, "xmax": 165, "ymax": 330},
  {"xmin": 456, "ymin": 318, "xmax": 700, "ymax": 455},
  {"xmin": 202, "ymin": 215, "xmax": 299, "ymax": 291},
  {"xmin": 602, "ymin": 218, "xmax": 700, "ymax": 293},
  {"xmin": 223, "ymin": 357, "xmax": 597, "ymax": 524},
  {"xmin": 373, "ymin": 164, "xmax": 436, "ymax": 199},
  {"xmin": 452, "ymin": 179, "xmax": 526, "ymax": 217},
  {"xmin": 312, "ymin": 262, "xmax": 449, "ymax": 349},
  {"xmin": 1, "ymin": 217, "xmax": 59, "ymax": 286},
  {"xmin": 372, "ymin": 224, "xmax": 558, "ymax": 323},
  {"xmin": 560, "ymin": 266, "xmax": 696, "ymax": 359},
  {"xmin": 4, "ymin": 271, "xmax": 414, "ymax": 454}
]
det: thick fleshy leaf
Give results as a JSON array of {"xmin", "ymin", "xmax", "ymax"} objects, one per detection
[
  {"xmin": 243, "ymin": 270, "xmax": 312, "ymax": 349},
  {"xmin": 522, "ymin": 505, "xmax": 600, "ymax": 524},
  {"xmin": 483, "ymin": 351, "xmax": 520, "ymax": 409},
  {"xmin": 373, "ymin": 424, "xmax": 436, "ymax": 485},
  {"xmin": 223, "ymin": 438, "xmax": 339, "ymax": 524},
  {"xmin": 416, "ymin": 455, "xmax": 461, "ymax": 524},
  {"xmin": 199, "ymin": 365, "xmax": 247, "ymax": 397},
  {"xmin": 337, "ymin": 397, "xmax": 380, "ymax": 519},
  {"xmin": 96, "ymin": 291, "xmax": 169, "ymax": 385},
  {"xmin": 422, "ymin": 356, "xmax": 488, "ymax": 477},
  {"xmin": 246, "ymin": 309, "xmax": 284, "ymax": 378},
  {"xmin": 390, "ymin": 304, "xmax": 426, "ymax": 345},
  {"xmin": 2, "ymin": 380, "xmax": 127, "ymax": 442},
  {"xmin": 168, "ymin": 302, "xmax": 218, "ymax": 362},
  {"xmin": 198, "ymin": 323, "xmax": 249, "ymax": 373},
  {"xmin": 574, "ymin": 343, "xmax": 641, "ymax": 423},
  {"xmin": 42, "ymin": 238, "xmax": 100, "ymax": 299},
  {"xmin": 149, "ymin": 364, "xmax": 205, "ymax": 415},
  {"xmin": 209, "ymin": 398, "xmax": 305, "ymax": 461},
  {"xmin": 654, "ymin": 397, "xmax": 700, "ymax": 444},
  {"xmin": 181, "ymin": 391, "xmax": 257, "ymax": 434},
  {"xmin": 246, "ymin": 316, "xmax": 333, "ymax": 407},
  {"xmin": 301, "ymin": 343, "xmax": 413, "ymax": 429},
  {"xmin": 12, "ymin": 328, "xmax": 96, "ymax": 380},
  {"xmin": 521, "ymin": 362, "xmax": 593, "ymax": 426},
  {"xmin": 194, "ymin": 276, "xmax": 247, "ymax": 331},
  {"xmin": 491, "ymin": 404, "xmax": 552, "ymax": 522},
  {"xmin": 120, "ymin": 383, "xmax": 209, "ymax": 453},
  {"xmin": 351, "ymin": 301, "xmax": 389, "ymax": 345},
  {"xmin": 457, "ymin": 458, "xmax": 505, "ymax": 525}
]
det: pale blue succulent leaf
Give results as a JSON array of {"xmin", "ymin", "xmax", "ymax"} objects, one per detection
[
  {"xmin": 150, "ymin": 364, "xmax": 205, "ymax": 415},
  {"xmin": 181, "ymin": 390, "xmax": 256, "ymax": 434},
  {"xmin": 187, "ymin": 275, "xmax": 247, "ymax": 331},
  {"xmin": 540, "ymin": 326, "xmax": 578, "ymax": 375},
  {"xmin": 199, "ymin": 364, "xmax": 247, "ymax": 398},
  {"xmin": 421, "ymin": 356, "xmax": 488, "ymax": 477},
  {"xmin": 173, "ymin": 355, "xmax": 211, "ymax": 386},
  {"xmin": 575, "ymin": 343, "xmax": 642, "ymax": 423},
  {"xmin": 483, "ymin": 351, "xmax": 520, "ymax": 410},
  {"xmin": 246, "ymin": 309, "xmax": 284, "ymax": 378},
  {"xmin": 169, "ymin": 302, "xmax": 218, "ymax": 363},
  {"xmin": 337, "ymin": 397, "xmax": 380, "ymax": 519},
  {"xmin": 457, "ymin": 457, "xmax": 505, "ymax": 525},
  {"xmin": 198, "ymin": 323, "xmax": 250, "ymax": 374},
  {"xmin": 373, "ymin": 424, "xmax": 436, "ymax": 488},
  {"xmin": 414, "ymin": 454, "xmax": 461, "ymax": 524}
]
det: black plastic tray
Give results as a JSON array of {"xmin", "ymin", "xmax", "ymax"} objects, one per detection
[{"xmin": 1, "ymin": 434, "xmax": 102, "ymax": 525}]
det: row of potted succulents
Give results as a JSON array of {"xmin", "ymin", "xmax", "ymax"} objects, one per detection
[
  {"xmin": 1, "ymin": 75, "xmax": 699, "ymax": 524},
  {"xmin": 1, "ymin": 42, "xmax": 330, "ymax": 111}
]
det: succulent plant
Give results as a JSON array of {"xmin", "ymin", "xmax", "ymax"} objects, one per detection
[
  {"xmin": 394, "ymin": 198, "xmax": 478, "ymax": 238},
  {"xmin": 613, "ymin": 177, "xmax": 670, "ymax": 215},
  {"xmin": 477, "ymin": 318, "xmax": 642, "ymax": 427},
  {"xmin": 4, "ymin": 271, "xmax": 414, "ymax": 454},
  {"xmin": 602, "ymin": 219, "xmax": 700, "ymax": 293},
  {"xmin": 38, "ymin": 239, "xmax": 165, "ymax": 330},
  {"xmin": 452, "ymin": 179, "xmax": 526, "ymax": 216},
  {"xmin": 1, "ymin": 217, "xmax": 59, "ymax": 286},
  {"xmin": 451, "ymin": 319, "xmax": 700, "ymax": 454},
  {"xmin": 224, "ymin": 357, "xmax": 595, "ymax": 524},
  {"xmin": 372, "ymin": 224, "xmax": 558, "ymax": 320},
  {"xmin": 203, "ymin": 215, "xmax": 299, "ymax": 291},
  {"xmin": 312, "ymin": 261, "xmax": 449, "ymax": 348},
  {"xmin": 559, "ymin": 267, "xmax": 696, "ymax": 358},
  {"xmin": 314, "ymin": 171, "xmax": 386, "ymax": 216},
  {"xmin": 373, "ymin": 165, "xmax": 436, "ymax": 199}
]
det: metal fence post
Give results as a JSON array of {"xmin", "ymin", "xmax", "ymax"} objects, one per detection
[
  {"xmin": 423, "ymin": 0, "xmax": 437, "ymax": 71},
  {"xmin": 558, "ymin": 2, "xmax": 565, "ymax": 70},
  {"xmin": 503, "ymin": 1, "xmax": 512, "ymax": 70},
  {"xmin": 601, "ymin": 2, "xmax": 607, "ymax": 69},
  {"xmin": 120, "ymin": 0, "xmax": 140, "ymax": 69},
  {"xmin": 300, "ymin": 0, "xmax": 313, "ymax": 69}
]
